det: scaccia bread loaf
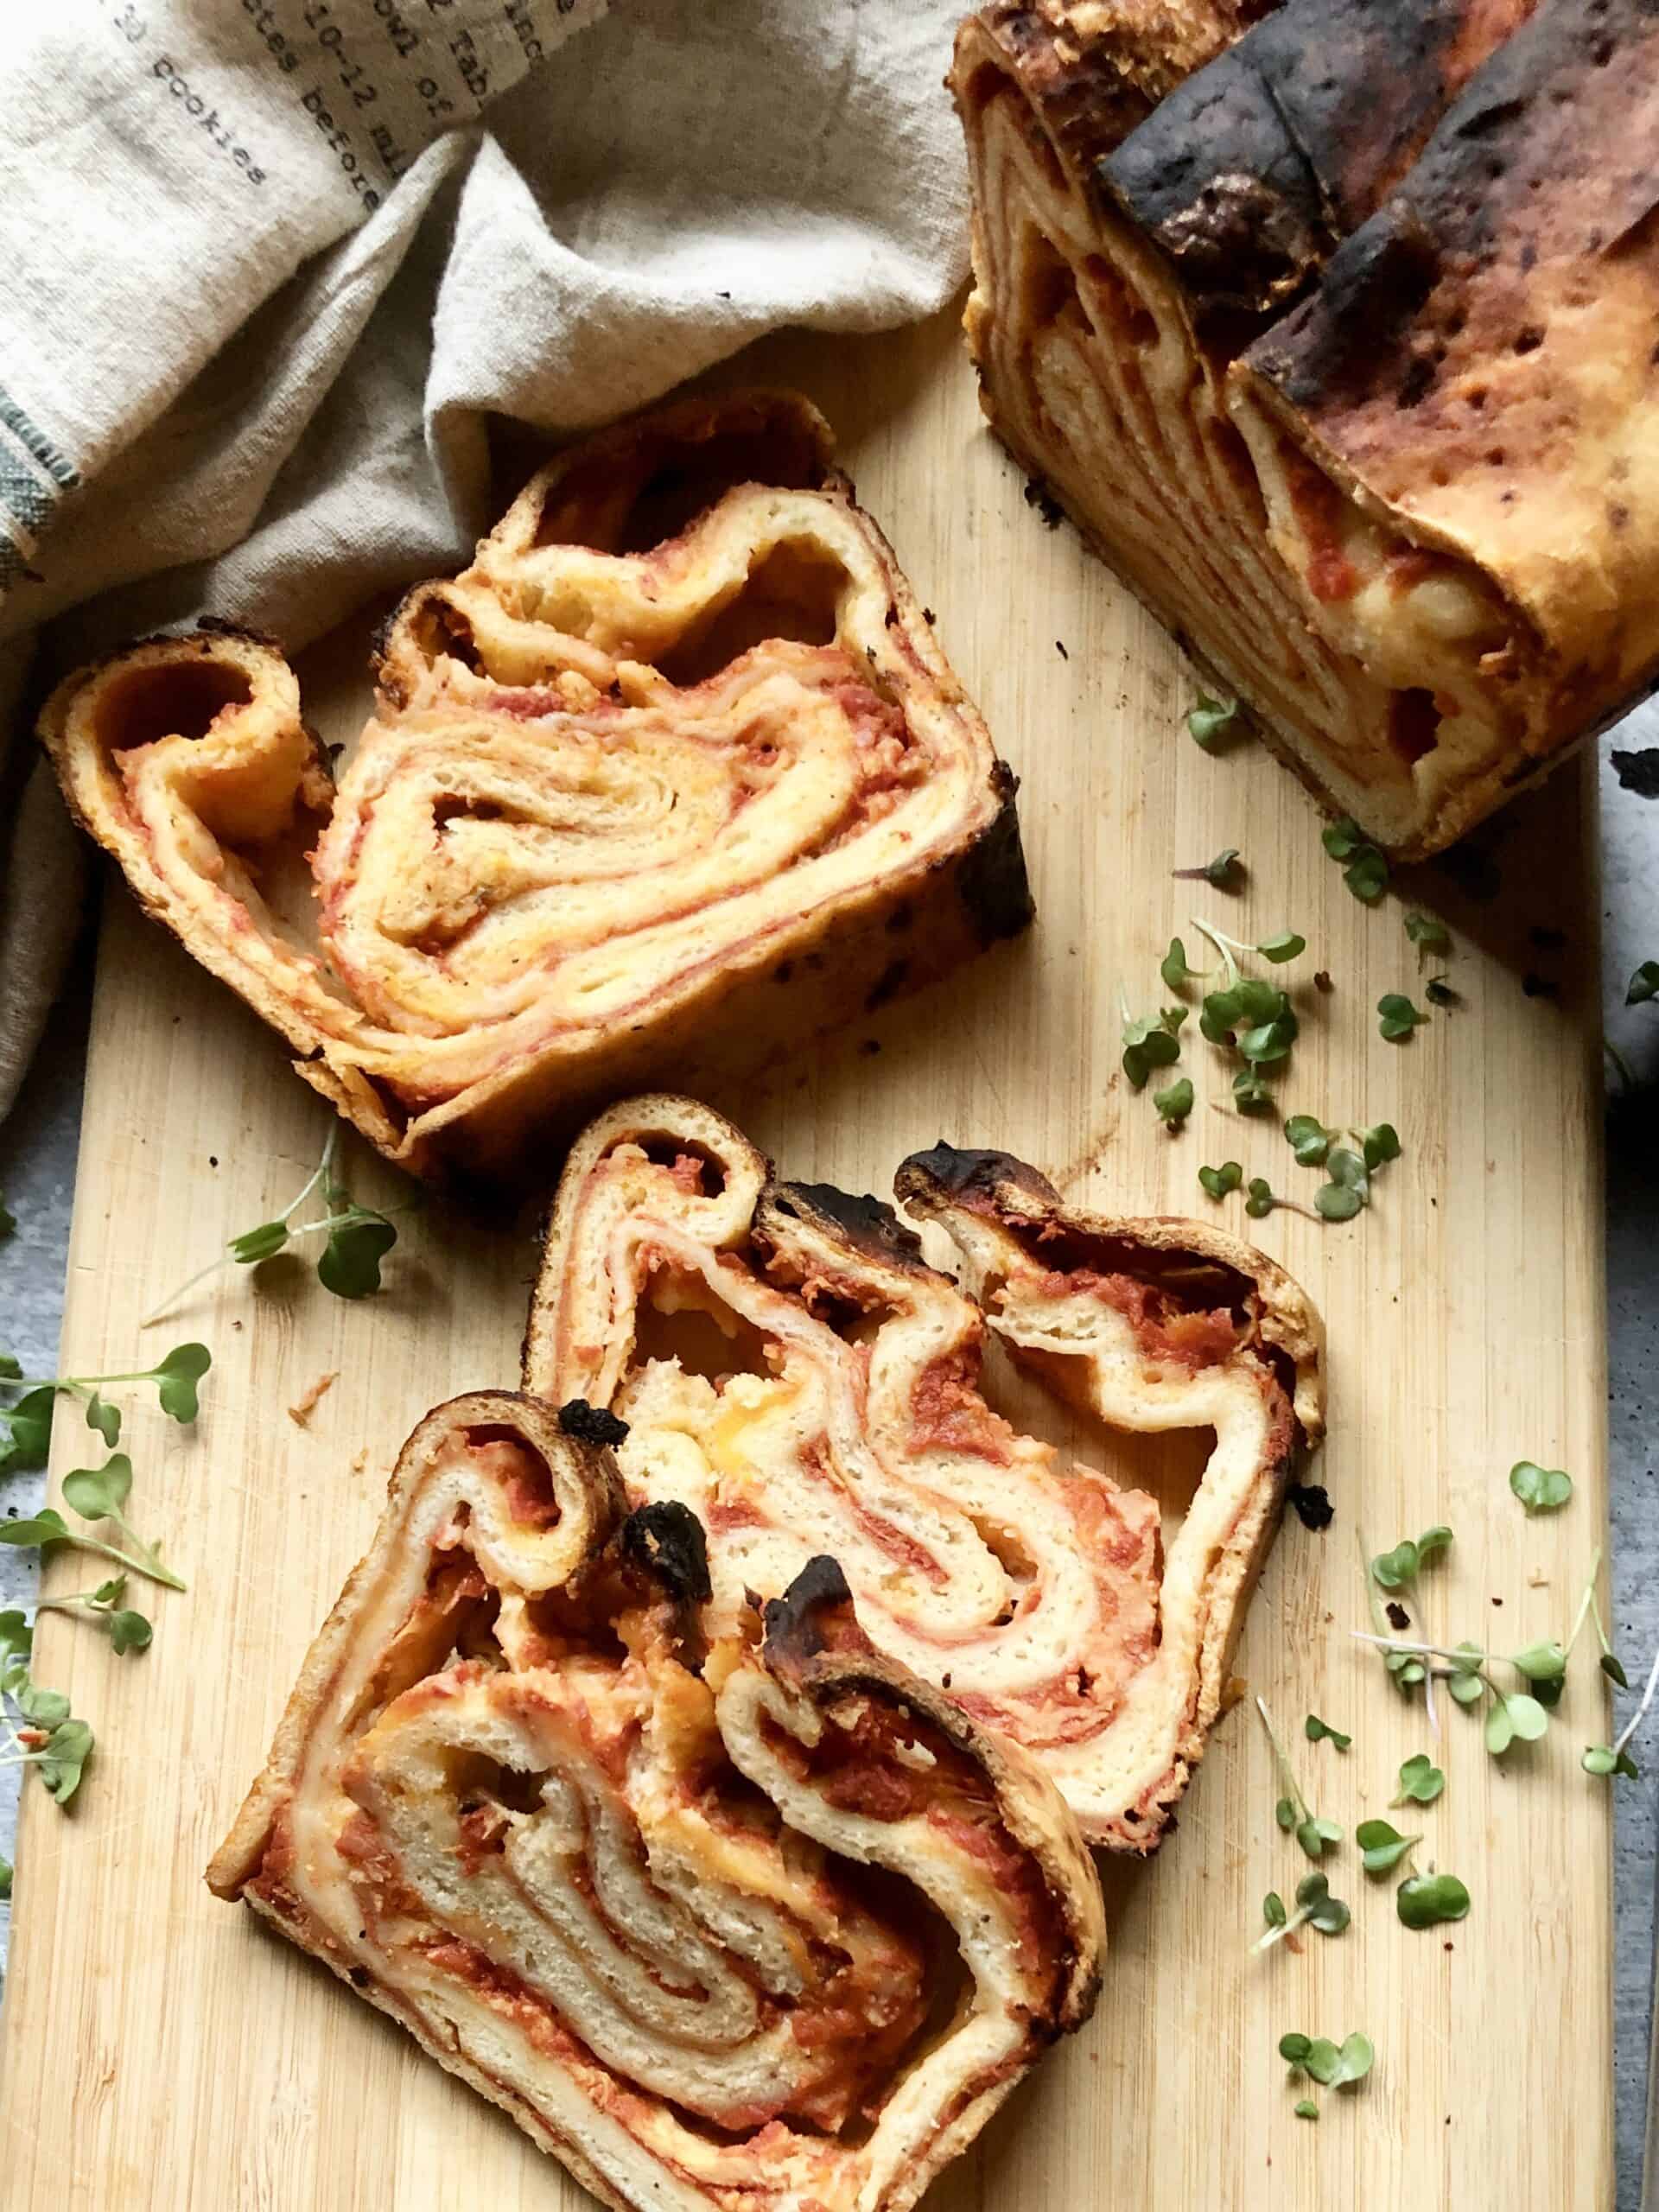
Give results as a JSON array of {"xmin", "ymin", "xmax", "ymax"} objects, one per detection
[
  {"xmin": 954, "ymin": 0, "xmax": 1659, "ymax": 855},
  {"xmin": 207, "ymin": 1391, "xmax": 1102, "ymax": 2212},
  {"xmin": 523, "ymin": 1096, "xmax": 1324, "ymax": 1850},
  {"xmin": 40, "ymin": 391, "xmax": 1032, "ymax": 1182}
]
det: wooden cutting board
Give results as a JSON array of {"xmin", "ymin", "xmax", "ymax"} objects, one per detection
[{"xmin": 0, "ymin": 308, "xmax": 1611, "ymax": 2209}]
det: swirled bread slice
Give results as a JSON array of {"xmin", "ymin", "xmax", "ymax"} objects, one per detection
[
  {"xmin": 955, "ymin": 0, "xmax": 1657, "ymax": 855},
  {"xmin": 40, "ymin": 391, "xmax": 1031, "ymax": 1182},
  {"xmin": 207, "ymin": 1391, "xmax": 1101, "ymax": 2212},
  {"xmin": 524, "ymin": 1096, "xmax": 1323, "ymax": 1850}
]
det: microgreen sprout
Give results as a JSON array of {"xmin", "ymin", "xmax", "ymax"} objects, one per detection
[
  {"xmin": 1626, "ymin": 960, "xmax": 1659, "ymax": 1005},
  {"xmin": 0, "ymin": 1342, "xmax": 208, "ymax": 1464},
  {"xmin": 1154, "ymin": 1077, "xmax": 1194, "ymax": 1130},
  {"xmin": 1257, "ymin": 1696, "xmax": 1341, "ymax": 1859},
  {"xmin": 1172, "ymin": 849, "xmax": 1243, "ymax": 890},
  {"xmin": 1187, "ymin": 696, "xmax": 1243, "ymax": 750},
  {"xmin": 1280, "ymin": 2030, "xmax": 1374, "ymax": 2091},
  {"xmin": 1161, "ymin": 937, "xmax": 1207, "ymax": 990},
  {"xmin": 1377, "ymin": 992, "xmax": 1428, "ymax": 1041},
  {"xmin": 1510, "ymin": 1459, "xmax": 1573, "ymax": 1514},
  {"xmin": 1285, "ymin": 1115, "xmax": 1333, "ymax": 1166},
  {"xmin": 1396, "ymin": 1872, "xmax": 1470, "ymax": 1929},
  {"xmin": 1356, "ymin": 1819, "xmax": 1419, "ymax": 1875},
  {"xmin": 1392, "ymin": 1753, "xmax": 1445, "ymax": 1806},
  {"xmin": 1304, "ymin": 1713, "xmax": 1351, "ymax": 1751},
  {"xmin": 146, "ymin": 1127, "xmax": 411, "ymax": 1321},
  {"xmin": 1404, "ymin": 912, "xmax": 1452, "ymax": 958},
  {"xmin": 0, "ymin": 1453, "xmax": 186, "ymax": 1590},
  {"xmin": 0, "ymin": 1618, "xmax": 93, "ymax": 1806},
  {"xmin": 1564, "ymin": 1548, "xmax": 1626, "ymax": 1688},
  {"xmin": 1119, "ymin": 994, "xmax": 1185, "ymax": 1091},
  {"xmin": 29, "ymin": 1576, "xmax": 151, "ymax": 1656},
  {"xmin": 1351, "ymin": 1627, "xmax": 1556, "ymax": 1755},
  {"xmin": 1322, "ymin": 818, "xmax": 1389, "ymax": 904},
  {"xmin": 1583, "ymin": 1603, "xmax": 1659, "ymax": 1782},
  {"xmin": 1198, "ymin": 1160, "xmax": 1243, "ymax": 1201},
  {"xmin": 1255, "ymin": 1870, "xmax": 1350, "ymax": 1951}
]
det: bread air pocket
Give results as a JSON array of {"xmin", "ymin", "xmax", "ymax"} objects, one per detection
[{"xmin": 523, "ymin": 1095, "xmax": 1325, "ymax": 1852}]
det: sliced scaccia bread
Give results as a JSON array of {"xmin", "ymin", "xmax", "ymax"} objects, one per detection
[
  {"xmin": 954, "ymin": 0, "xmax": 1659, "ymax": 855},
  {"xmin": 523, "ymin": 1096, "xmax": 1325, "ymax": 1850},
  {"xmin": 40, "ymin": 390, "xmax": 1032, "ymax": 1185},
  {"xmin": 207, "ymin": 1391, "xmax": 1102, "ymax": 2212}
]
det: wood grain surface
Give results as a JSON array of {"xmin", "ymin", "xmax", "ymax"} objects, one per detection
[{"xmin": 0, "ymin": 308, "xmax": 1611, "ymax": 2209}]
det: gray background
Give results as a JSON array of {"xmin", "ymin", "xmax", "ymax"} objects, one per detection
[{"xmin": 3, "ymin": 725, "xmax": 1657, "ymax": 2202}]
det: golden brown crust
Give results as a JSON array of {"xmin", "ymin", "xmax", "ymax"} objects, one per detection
[
  {"xmin": 954, "ymin": 0, "xmax": 1659, "ymax": 855},
  {"xmin": 40, "ymin": 391, "xmax": 1031, "ymax": 1185},
  {"xmin": 208, "ymin": 1389, "xmax": 1102, "ymax": 2212},
  {"xmin": 523, "ymin": 1095, "xmax": 1325, "ymax": 1851}
]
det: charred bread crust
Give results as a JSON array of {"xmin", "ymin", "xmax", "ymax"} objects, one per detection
[
  {"xmin": 207, "ymin": 1389, "xmax": 1103, "ymax": 2212},
  {"xmin": 524, "ymin": 1092, "xmax": 1325, "ymax": 1850},
  {"xmin": 953, "ymin": 0, "xmax": 1659, "ymax": 856},
  {"xmin": 41, "ymin": 391, "xmax": 1030, "ymax": 1185}
]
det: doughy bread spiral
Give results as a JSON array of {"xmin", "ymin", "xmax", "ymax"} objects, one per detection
[
  {"xmin": 208, "ymin": 1390, "xmax": 1102, "ymax": 2212},
  {"xmin": 524, "ymin": 1096, "xmax": 1324, "ymax": 1849},
  {"xmin": 41, "ymin": 392, "xmax": 1031, "ymax": 1182}
]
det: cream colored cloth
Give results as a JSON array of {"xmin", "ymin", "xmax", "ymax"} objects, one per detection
[{"xmin": 0, "ymin": 0, "xmax": 973, "ymax": 1118}]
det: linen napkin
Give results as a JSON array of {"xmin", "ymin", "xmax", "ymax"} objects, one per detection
[{"xmin": 0, "ymin": 0, "xmax": 974, "ymax": 1120}]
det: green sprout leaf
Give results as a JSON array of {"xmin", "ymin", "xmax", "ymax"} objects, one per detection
[
  {"xmin": 62, "ymin": 1454, "xmax": 134, "ymax": 1523},
  {"xmin": 1296, "ymin": 1815, "xmax": 1343, "ymax": 1860},
  {"xmin": 1626, "ymin": 961, "xmax": 1659, "ymax": 1006},
  {"xmin": 1257, "ymin": 931, "xmax": 1306, "ymax": 964},
  {"xmin": 1302, "ymin": 2032, "xmax": 1374, "ymax": 2088},
  {"xmin": 1322, "ymin": 817, "xmax": 1389, "ymax": 899},
  {"xmin": 1153, "ymin": 1076, "xmax": 1195, "ymax": 1129},
  {"xmin": 1371, "ymin": 1539, "xmax": 1420, "ymax": 1591},
  {"xmin": 1263, "ymin": 1891, "xmax": 1287, "ymax": 1929},
  {"xmin": 1396, "ymin": 1873, "xmax": 1470, "ymax": 1929},
  {"xmin": 1187, "ymin": 696, "xmax": 1242, "ymax": 750},
  {"xmin": 1294, "ymin": 2099, "xmax": 1319, "ymax": 2120},
  {"xmin": 84, "ymin": 1392, "xmax": 120, "ymax": 1446},
  {"xmin": 1246, "ymin": 1177, "xmax": 1276, "ymax": 1218},
  {"xmin": 1296, "ymin": 1871, "xmax": 1350, "ymax": 1934},
  {"xmin": 1279, "ymin": 2033, "xmax": 1312, "ymax": 2064},
  {"xmin": 0, "ymin": 1854, "xmax": 10, "ymax": 1900},
  {"xmin": 0, "ymin": 1386, "xmax": 57, "ymax": 1475},
  {"xmin": 1511, "ymin": 1638, "xmax": 1567, "ymax": 1683},
  {"xmin": 230, "ymin": 1221, "xmax": 289, "ymax": 1265},
  {"xmin": 1173, "ymin": 849, "xmax": 1243, "ymax": 890},
  {"xmin": 107, "ymin": 1609, "xmax": 152, "ymax": 1656},
  {"xmin": 0, "ymin": 1510, "xmax": 70, "ymax": 1552},
  {"xmin": 1378, "ymin": 992, "xmax": 1427, "ymax": 1041},
  {"xmin": 1510, "ymin": 1460, "xmax": 1573, "ymax": 1514},
  {"xmin": 1315, "ymin": 1182, "xmax": 1363, "ymax": 1222},
  {"xmin": 317, "ymin": 1214, "xmax": 397, "ymax": 1300},
  {"xmin": 153, "ymin": 1343, "xmax": 211, "ymax": 1422},
  {"xmin": 1393, "ymin": 1754, "xmax": 1445, "ymax": 1806},
  {"xmin": 1285, "ymin": 1115, "xmax": 1332, "ymax": 1166},
  {"xmin": 1198, "ymin": 1160, "xmax": 1243, "ymax": 1201},
  {"xmin": 1304, "ymin": 1713, "xmax": 1351, "ymax": 1751},
  {"xmin": 1584, "ymin": 1745, "xmax": 1640, "ymax": 1779},
  {"xmin": 37, "ymin": 1717, "xmax": 93, "ymax": 1804},
  {"xmin": 1161, "ymin": 937, "xmax": 1200, "ymax": 990},
  {"xmin": 1405, "ymin": 912, "xmax": 1452, "ymax": 957},
  {"xmin": 1355, "ymin": 1122, "xmax": 1402, "ymax": 1171},
  {"xmin": 1357, "ymin": 1819, "xmax": 1419, "ymax": 1875},
  {"xmin": 1234, "ymin": 1069, "xmax": 1274, "ymax": 1115}
]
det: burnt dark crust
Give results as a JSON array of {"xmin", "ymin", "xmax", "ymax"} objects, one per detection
[
  {"xmin": 956, "ymin": 760, "xmax": 1035, "ymax": 945},
  {"xmin": 616, "ymin": 1500, "xmax": 713, "ymax": 1605},
  {"xmin": 761, "ymin": 1554, "xmax": 856, "ymax": 1664},
  {"xmin": 764, "ymin": 1181, "xmax": 926, "ymax": 1270},
  {"xmin": 894, "ymin": 1143, "xmax": 1061, "ymax": 1212},
  {"xmin": 1098, "ymin": 0, "xmax": 1523, "ymax": 319},
  {"xmin": 1245, "ymin": 0, "xmax": 1659, "ymax": 420},
  {"xmin": 558, "ymin": 1399, "xmax": 631, "ymax": 1449}
]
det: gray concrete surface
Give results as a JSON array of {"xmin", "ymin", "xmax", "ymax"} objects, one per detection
[{"xmin": 3, "ymin": 729, "xmax": 1656, "ymax": 2204}]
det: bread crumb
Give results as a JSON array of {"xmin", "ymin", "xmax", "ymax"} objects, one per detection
[
  {"xmin": 351, "ymin": 1448, "xmax": 368, "ymax": 1474},
  {"xmin": 288, "ymin": 1370, "xmax": 340, "ymax": 1426}
]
